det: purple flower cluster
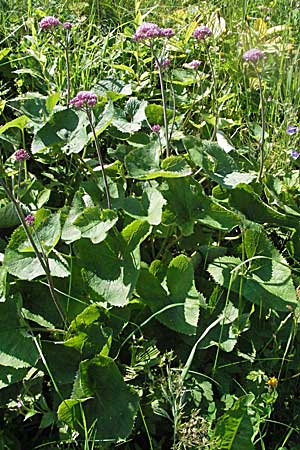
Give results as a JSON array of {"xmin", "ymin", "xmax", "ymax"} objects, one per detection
[
  {"xmin": 243, "ymin": 48, "xmax": 264, "ymax": 63},
  {"xmin": 39, "ymin": 16, "xmax": 72, "ymax": 31},
  {"xmin": 193, "ymin": 25, "xmax": 213, "ymax": 40},
  {"xmin": 133, "ymin": 22, "xmax": 175, "ymax": 42},
  {"xmin": 63, "ymin": 22, "xmax": 72, "ymax": 30},
  {"xmin": 183, "ymin": 59, "xmax": 201, "ymax": 70},
  {"xmin": 39, "ymin": 16, "xmax": 61, "ymax": 30},
  {"xmin": 14, "ymin": 149, "xmax": 30, "ymax": 161},
  {"xmin": 25, "ymin": 214, "xmax": 35, "ymax": 226},
  {"xmin": 151, "ymin": 124, "xmax": 161, "ymax": 133},
  {"xmin": 155, "ymin": 57, "xmax": 171, "ymax": 70},
  {"xmin": 70, "ymin": 91, "xmax": 98, "ymax": 108}
]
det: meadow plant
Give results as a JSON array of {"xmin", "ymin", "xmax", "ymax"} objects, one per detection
[
  {"xmin": 39, "ymin": 15, "xmax": 73, "ymax": 106},
  {"xmin": 70, "ymin": 91, "xmax": 111, "ymax": 209},
  {"xmin": 134, "ymin": 22, "xmax": 175, "ymax": 157},
  {"xmin": 243, "ymin": 48, "xmax": 265, "ymax": 181}
]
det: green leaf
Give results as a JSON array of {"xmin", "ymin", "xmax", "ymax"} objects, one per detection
[
  {"xmin": 94, "ymin": 100, "xmax": 114, "ymax": 137},
  {"xmin": 0, "ymin": 202, "xmax": 21, "ymax": 229},
  {"xmin": 0, "ymin": 116, "xmax": 28, "ymax": 134},
  {"xmin": 121, "ymin": 186, "xmax": 166, "ymax": 225},
  {"xmin": 0, "ymin": 296, "xmax": 39, "ymax": 369},
  {"xmin": 0, "ymin": 267, "xmax": 6, "ymax": 302},
  {"xmin": 31, "ymin": 108, "xmax": 89, "ymax": 154},
  {"xmin": 64, "ymin": 304, "xmax": 112, "ymax": 358},
  {"xmin": 136, "ymin": 255, "xmax": 202, "ymax": 335},
  {"xmin": 208, "ymin": 225, "xmax": 297, "ymax": 311},
  {"xmin": 57, "ymin": 355, "xmax": 139, "ymax": 441},
  {"xmin": 213, "ymin": 395, "xmax": 255, "ymax": 450},
  {"xmin": 186, "ymin": 137, "xmax": 256, "ymax": 188},
  {"xmin": 74, "ymin": 222, "xmax": 149, "ymax": 306},
  {"xmin": 74, "ymin": 208, "xmax": 118, "ymax": 244},
  {"xmin": 125, "ymin": 143, "xmax": 192, "ymax": 180},
  {"xmin": 113, "ymin": 97, "xmax": 147, "ymax": 134},
  {"xmin": 161, "ymin": 177, "xmax": 241, "ymax": 235}
]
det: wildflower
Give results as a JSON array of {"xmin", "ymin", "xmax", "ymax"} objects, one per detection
[
  {"xmin": 14, "ymin": 149, "xmax": 30, "ymax": 161},
  {"xmin": 160, "ymin": 27, "xmax": 175, "ymax": 38},
  {"xmin": 155, "ymin": 57, "xmax": 171, "ymax": 70},
  {"xmin": 287, "ymin": 125, "xmax": 299, "ymax": 135},
  {"xmin": 183, "ymin": 59, "xmax": 201, "ymax": 70},
  {"xmin": 291, "ymin": 149, "xmax": 299, "ymax": 160},
  {"xmin": 63, "ymin": 22, "xmax": 72, "ymax": 30},
  {"xmin": 133, "ymin": 22, "xmax": 162, "ymax": 41},
  {"xmin": 70, "ymin": 91, "xmax": 97, "ymax": 108},
  {"xmin": 25, "ymin": 214, "xmax": 35, "ymax": 226},
  {"xmin": 243, "ymin": 48, "xmax": 264, "ymax": 63},
  {"xmin": 39, "ymin": 16, "xmax": 60, "ymax": 30},
  {"xmin": 193, "ymin": 25, "xmax": 213, "ymax": 40},
  {"xmin": 151, "ymin": 124, "xmax": 161, "ymax": 133},
  {"xmin": 267, "ymin": 376, "xmax": 278, "ymax": 389}
]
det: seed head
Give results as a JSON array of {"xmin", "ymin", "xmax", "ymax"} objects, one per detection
[
  {"xmin": 14, "ymin": 149, "xmax": 30, "ymax": 161},
  {"xmin": 70, "ymin": 91, "xmax": 98, "ymax": 108},
  {"xmin": 25, "ymin": 214, "xmax": 35, "ymax": 226},
  {"xmin": 243, "ymin": 48, "xmax": 264, "ymax": 63},
  {"xmin": 39, "ymin": 16, "xmax": 60, "ymax": 30},
  {"xmin": 193, "ymin": 25, "xmax": 213, "ymax": 40}
]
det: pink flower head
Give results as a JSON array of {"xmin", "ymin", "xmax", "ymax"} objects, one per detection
[
  {"xmin": 25, "ymin": 214, "xmax": 35, "ymax": 226},
  {"xmin": 155, "ymin": 57, "xmax": 171, "ymax": 70},
  {"xmin": 70, "ymin": 91, "xmax": 98, "ymax": 108},
  {"xmin": 160, "ymin": 27, "xmax": 175, "ymax": 38},
  {"xmin": 193, "ymin": 25, "xmax": 213, "ymax": 40},
  {"xmin": 183, "ymin": 59, "xmax": 201, "ymax": 70},
  {"xmin": 291, "ymin": 149, "xmax": 300, "ymax": 160},
  {"xmin": 39, "ymin": 16, "xmax": 60, "ymax": 30},
  {"xmin": 243, "ymin": 48, "xmax": 264, "ymax": 63},
  {"xmin": 133, "ymin": 22, "xmax": 162, "ymax": 41},
  {"xmin": 63, "ymin": 22, "xmax": 72, "ymax": 30},
  {"xmin": 151, "ymin": 124, "xmax": 161, "ymax": 133},
  {"xmin": 14, "ymin": 149, "xmax": 30, "ymax": 161}
]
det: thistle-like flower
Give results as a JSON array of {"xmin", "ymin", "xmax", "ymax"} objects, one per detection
[
  {"xmin": 25, "ymin": 214, "xmax": 35, "ymax": 226},
  {"xmin": 155, "ymin": 57, "xmax": 171, "ymax": 70},
  {"xmin": 70, "ymin": 91, "xmax": 97, "ymax": 108},
  {"xmin": 63, "ymin": 22, "xmax": 72, "ymax": 30},
  {"xmin": 151, "ymin": 124, "xmax": 161, "ymax": 133},
  {"xmin": 14, "ymin": 149, "xmax": 30, "ymax": 161},
  {"xmin": 243, "ymin": 48, "xmax": 264, "ymax": 63},
  {"xmin": 193, "ymin": 25, "xmax": 212, "ymax": 40},
  {"xmin": 133, "ymin": 22, "xmax": 175, "ymax": 41},
  {"xmin": 39, "ymin": 16, "xmax": 60, "ymax": 30}
]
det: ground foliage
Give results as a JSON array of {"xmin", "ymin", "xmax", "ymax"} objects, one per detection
[{"xmin": 1, "ymin": 0, "xmax": 300, "ymax": 449}]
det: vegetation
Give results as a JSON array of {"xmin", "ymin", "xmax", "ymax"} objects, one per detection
[{"xmin": 1, "ymin": 0, "xmax": 300, "ymax": 448}]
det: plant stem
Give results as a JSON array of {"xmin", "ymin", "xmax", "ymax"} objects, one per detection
[
  {"xmin": 205, "ymin": 42, "xmax": 218, "ymax": 140},
  {"xmin": 255, "ymin": 67, "xmax": 265, "ymax": 182},
  {"xmin": 86, "ymin": 109, "xmax": 111, "ymax": 209},
  {"xmin": 153, "ymin": 52, "xmax": 170, "ymax": 157},
  {"xmin": 65, "ymin": 32, "xmax": 71, "ymax": 107},
  {"xmin": 0, "ymin": 179, "xmax": 67, "ymax": 327}
]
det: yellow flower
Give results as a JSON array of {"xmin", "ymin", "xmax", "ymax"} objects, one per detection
[{"xmin": 267, "ymin": 376, "xmax": 278, "ymax": 388}]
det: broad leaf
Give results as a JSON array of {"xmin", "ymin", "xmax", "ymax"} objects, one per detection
[{"xmin": 57, "ymin": 355, "xmax": 139, "ymax": 441}]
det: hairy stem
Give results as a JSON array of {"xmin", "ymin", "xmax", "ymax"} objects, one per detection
[
  {"xmin": 205, "ymin": 43, "xmax": 218, "ymax": 141},
  {"xmin": 255, "ymin": 67, "xmax": 265, "ymax": 182},
  {"xmin": 65, "ymin": 32, "xmax": 71, "ymax": 107},
  {"xmin": 87, "ymin": 109, "xmax": 111, "ymax": 209},
  {"xmin": 0, "ymin": 179, "xmax": 67, "ymax": 327}
]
